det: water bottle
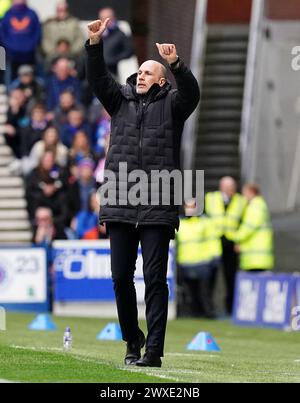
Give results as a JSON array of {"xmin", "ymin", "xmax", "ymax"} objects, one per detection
[{"xmin": 63, "ymin": 327, "xmax": 72, "ymax": 351}]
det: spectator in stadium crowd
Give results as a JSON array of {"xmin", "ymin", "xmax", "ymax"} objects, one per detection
[
  {"xmin": 226, "ymin": 184, "xmax": 274, "ymax": 272},
  {"xmin": 24, "ymin": 126, "xmax": 68, "ymax": 175},
  {"xmin": 97, "ymin": 7, "xmax": 134, "ymax": 77},
  {"xmin": 42, "ymin": 1, "xmax": 84, "ymax": 63},
  {"xmin": 68, "ymin": 130, "xmax": 98, "ymax": 168},
  {"xmin": 176, "ymin": 200, "xmax": 221, "ymax": 318},
  {"xmin": 0, "ymin": 0, "xmax": 41, "ymax": 83},
  {"xmin": 20, "ymin": 103, "xmax": 49, "ymax": 158},
  {"xmin": 205, "ymin": 177, "xmax": 247, "ymax": 315},
  {"xmin": 70, "ymin": 191, "xmax": 100, "ymax": 240},
  {"xmin": 46, "ymin": 57, "xmax": 81, "ymax": 111},
  {"xmin": 93, "ymin": 108, "xmax": 111, "ymax": 155},
  {"xmin": 4, "ymin": 88, "xmax": 29, "ymax": 158},
  {"xmin": 54, "ymin": 89, "xmax": 82, "ymax": 127},
  {"xmin": 25, "ymin": 150, "xmax": 67, "ymax": 222},
  {"xmin": 44, "ymin": 39, "xmax": 72, "ymax": 73},
  {"xmin": 94, "ymin": 133, "xmax": 109, "ymax": 185},
  {"xmin": 0, "ymin": 0, "xmax": 11, "ymax": 19},
  {"xmin": 9, "ymin": 64, "xmax": 46, "ymax": 106},
  {"xmin": 33, "ymin": 206, "xmax": 66, "ymax": 244},
  {"xmin": 59, "ymin": 107, "xmax": 91, "ymax": 148},
  {"xmin": 86, "ymin": 19, "xmax": 199, "ymax": 367},
  {"xmin": 76, "ymin": 158, "xmax": 96, "ymax": 212}
]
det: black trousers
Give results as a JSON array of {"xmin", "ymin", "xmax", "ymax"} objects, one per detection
[
  {"xmin": 222, "ymin": 237, "xmax": 238, "ymax": 315},
  {"xmin": 107, "ymin": 223, "xmax": 173, "ymax": 357}
]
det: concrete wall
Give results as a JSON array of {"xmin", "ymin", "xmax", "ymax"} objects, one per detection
[
  {"xmin": 247, "ymin": 21, "xmax": 300, "ymax": 212},
  {"xmin": 28, "ymin": 0, "xmax": 58, "ymax": 21}
]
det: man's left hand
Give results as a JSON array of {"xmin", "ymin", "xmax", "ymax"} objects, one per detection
[{"xmin": 156, "ymin": 43, "xmax": 178, "ymax": 65}]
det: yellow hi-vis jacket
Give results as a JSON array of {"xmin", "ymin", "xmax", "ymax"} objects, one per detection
[
  {"xmin": 205, "ymin": 191, "xmax": 247, "ymax": 237},
  {"xmin": 226, "ymin": 196, "xmax": 274, "ymax": 270},
  {"xmin": 176, "ymin": 215, "xmax": 222, "ymax": 267},
  {"xmin": 0, "ymin": 0, "xmax": 11, "ymax": 18}
]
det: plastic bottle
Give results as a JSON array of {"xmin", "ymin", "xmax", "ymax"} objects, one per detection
[{"xmin": 63, "ymin": 327, "xmax": 72, "ymax": 351}]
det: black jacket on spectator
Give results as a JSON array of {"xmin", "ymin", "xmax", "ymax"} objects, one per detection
[
  {"xmin": 20, "ymin": 121, "xmax": 49, "ymax": 157},
  {"xmin": 86, "ymin": 41, "xmax": 200, "ymax": 230},
  {"xmin": 101, "ymin": 26, "xmax": 134, "ymax": 75},
  {"xmin": 25, "ymin": 168, "xmax": 67, "ymax": 224},
  {"xmin": 4, "ymin": 105, "xmax": 28, "ymax": 158}
]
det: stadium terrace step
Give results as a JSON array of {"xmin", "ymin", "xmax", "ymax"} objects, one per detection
[
  {"xmin": 0, "ymin": 84, "xmax": 6, "ymax": 94},
  {"xmin": 0, "ymin": 155, "xmax": 14, "ymax": 166},
  {"xmin": 199, "ymin": 121, "xmax": 241, "ymax": 131},
  {"xmin": 0, "ymin": 145, "xmax": 12, "ymax": 156},
  {"xmin": 0, "ymin": 187, "xmax": 25, "ymax": 198},
  {"xmin": 198, "ymin": 132, "xmax": 240, "ymax": 144},
  {"xmin": 197, "ymin": 144, "xmax": 241, "ymax": 155},
  {"xmin": 206, "ymin": 40, "xmax": 248, "ymax": 52},
  {"xmin": 205, "ymin": 63, "xmax": 246, "ymax": 75},
  {"xmin": 0, "ymin": 199, "xmax": 27, "ymax": 209},
  {"xmin": 194, "ymin": 25, "xmax": 249, "ymax": 191},
  {"xmin": 201, "ymin": 86, "xmax": 244, "ymax": 97},
  {"xmin": 0, "ymin": 166, "xmax": 10, "ymax": 176},
  {"xmin": 0, "ymin": 115, "xmax": 7, "ymax": 124},
  {"xmin": 0, "ymin": 84, "xmax": 32, "ymax": 244},
  {"xmin": 0, "ymin": 94, "xmax": 8, "ymax": 104},
  {"xmin": 0, "ymin": 177, "xmax": 23, "ymax": 187},
  {"xmin": 201, "ymin": 98, "xmax": 243, "ymax": 109},
  {"xmin": 205, "ymin": 52, "xmax": 247, "ymax": 64},
  {"xmin": 199, "ymin": 109, "xmax": 242, "ymax": 120},
  {"xmin": 0, "ymin": 104, "xmax": 8, "ymax": 114},
  {"xmin": 0, "ymin": 209, "xmax": 28, "ymax": 219},
  {"xmin": 202, "ymin": 75, "xmax": 245, "ymax": 86},
  {"xmin": 0, "ymin": 230, "xmax": 32, "ymax": 242},
  {"xmin": 0, "ymin": 220, "xmax": 31, "ymax": 230}
]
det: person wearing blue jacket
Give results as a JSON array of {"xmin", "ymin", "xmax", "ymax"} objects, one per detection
[{"xmin": 0, "ymin": 0, "xmax": 41, "ymax": 82}]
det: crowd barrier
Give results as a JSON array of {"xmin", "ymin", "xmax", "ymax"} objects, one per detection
[
  {"xmin": 0, "ymin": 247, "xmax": 49, "ymax": 312},
  {"xmin": 233, "ymin": 271, "xmax": 300, "ymax": 330},
  {"xmin": 0, "ymin": 241, "xmax": 176, "ymax": 319}
]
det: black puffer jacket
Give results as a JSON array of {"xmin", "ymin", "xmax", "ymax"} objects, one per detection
[{"xmin": 86, "ymin": 41, "xmax": 200, "ymax": 230}]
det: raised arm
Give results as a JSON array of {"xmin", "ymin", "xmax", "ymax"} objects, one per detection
[
  {"xmin": 85, "ymin": 19, "xmax": 122, "ymax": 116},
  {"xmin": 156, "ymin": 43, "xmax": 200, "ymax": 121}
]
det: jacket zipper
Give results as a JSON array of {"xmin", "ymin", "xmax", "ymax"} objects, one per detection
[{"xmin": 136, "ymin": 100, "xmax": 146, "ymax": 228}]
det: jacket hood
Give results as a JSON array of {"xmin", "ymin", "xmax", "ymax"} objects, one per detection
[{"xmin": 120, "ymin": 72, "xmax": 172, "ymax": 102}]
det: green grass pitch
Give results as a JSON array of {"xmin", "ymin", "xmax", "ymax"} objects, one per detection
[{"xmin": 0, "ymin": 312, "xmax": 300, "ymax": 383}]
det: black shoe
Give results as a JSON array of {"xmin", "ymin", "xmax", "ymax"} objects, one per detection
[
  {"xmin": 124, "ymin": 329, "xmax": 145, "ymax": 365},
  {"xmin": 135, "ymin": 351, "xmax": 162, "ymax": 368}
]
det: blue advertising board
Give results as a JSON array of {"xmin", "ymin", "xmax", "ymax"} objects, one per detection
[
  {"xmin": 0, "ymin": 247, "xmax": 49, "ymax": 312},
  {"xmin": 53, "ymin": 240, "xmax": 175, "ymax": 304},
  {"xmin": 233, "ymin": 272, "xmax": 299, "ymax": 330}
]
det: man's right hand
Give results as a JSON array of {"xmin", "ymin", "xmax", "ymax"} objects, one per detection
[{"xmin": 87, "ymin": 18, "xmax": 110, "ymax": 45}]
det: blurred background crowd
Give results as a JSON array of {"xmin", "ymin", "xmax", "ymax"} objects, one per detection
[
  {"xmin": 0, "ymin": 0, "xmax": 137, "ymax": 243},
  {"xmin": 1, "ymin": 0, "xmax": 300, "ymax": 318}
]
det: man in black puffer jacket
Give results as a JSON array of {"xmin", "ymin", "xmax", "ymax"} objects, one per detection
[{"xmin": 86, "ymin": 18, "xmax": 200, "ymax": 368}]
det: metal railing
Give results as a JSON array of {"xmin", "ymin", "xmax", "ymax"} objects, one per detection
[
  {"xmin": 240, "ymin": 0, "xmax": 265, "ymax": 183},
  {"xmin": 182, "ymin": 0, "xmax": 208, "ymax": 172}
]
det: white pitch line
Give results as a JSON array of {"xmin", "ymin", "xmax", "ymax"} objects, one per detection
[
  {"xmin": 0, "ymin": 379, "xmax": 16, "ymax": 383},
  {"xmin": 8, "ymin": 345, "xmax": 201, "ymax": 382},
  {"xmin": 166, "ymin": 352, "xmax": 219, "ymax": 358},
  {"xmin": 11, "ymin": 345, "xmax": 62, "ymax": 352},
  {"xmin": 121, "ymin": 367, "xmax": 180, "ymax": 382}
]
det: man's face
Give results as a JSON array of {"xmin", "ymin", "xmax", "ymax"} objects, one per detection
[
  {"xmin": 54, "ymin": 59, "xmax": 71, "ymax": 81},
  {"xmin": 19, "ymin": 73, "xmax": 33, "ymax": 85},
  {"xmin": 56, "ymin": 3, "xmax": 68, "ymax": 20},
  {"xmin": 99, "ymin": 8, "xmax": 115, "ymax": 28},
  {"xmin": 136, "ymin": 61, "xmax": 166, "ymax": 94}
]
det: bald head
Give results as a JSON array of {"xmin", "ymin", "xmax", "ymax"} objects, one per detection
[
  {"xmin": 136, "ymin": 60, "xmax": 167, "ymax": 94},
  {"xmin": 219, "ymin": 176, "xmax": 237, "ymax": 198}
]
